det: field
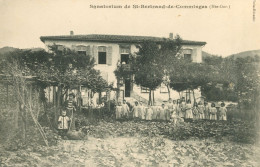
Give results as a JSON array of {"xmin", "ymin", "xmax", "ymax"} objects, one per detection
[{"xmin": 1, "ymin": 119, "xmax": 260, "ymax": 167}]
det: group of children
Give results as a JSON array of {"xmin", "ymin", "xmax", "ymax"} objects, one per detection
[
  {"xmin": 115, "ymin": 98, "xmax": 228, "ymax": 124},
  {"xmin": 57, "ymin": 94, "xmax": 228, "ymax": 136}
]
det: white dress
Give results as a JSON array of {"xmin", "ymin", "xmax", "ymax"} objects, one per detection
[
  {"xmin": 116, "ymin": 106, "xmax": 123, "ymax": 119},
  {"xmin": 58, "ymin": 116, "xmax": 70, "ymax": 130},
  {"xmin": 210, "ymin": 107, "xmax": 217, "ymax": 120},
  {"xmin": 185, "ymin": 104, "xmax": 193, "ymax": 119},
  {"xmin": 146, "ymin": 108, "xmax": 153, "ymax": 120},
  {"xmin": 219, "ymin": 107, "xmax": 227, "ymax": 120}
]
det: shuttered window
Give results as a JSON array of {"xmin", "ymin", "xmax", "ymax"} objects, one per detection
[
  {"xmin": 120, "ymin": 46, "xmax": 130, "ymax": 64},
  {"xmin": 183, "ymin": 49, "xmax": 192, "ymax": 61},
  {"xmin": 98, "ymin": 46, "xmax": 107, "ymax": 64},
  {"xmin": 71, "ymin": 45, "xmax": 92, "ymax": 56}
]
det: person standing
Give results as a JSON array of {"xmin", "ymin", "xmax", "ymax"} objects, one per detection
[
  {"xmin": 138, "ymin": 101, "xmax": 146, "ymax": 120},
  {"xmin": 132, "ymin": 101, "xmax": 139, "ymax": 120},
  {"xmin": 146, "ymin": 105, "xmax": 153, "ymax": 121},
  {"xmin": 180, "ymin": 98, "xmax": 187, "ymax": 119},
  {"xmin": 64, "ymin": 93, "xmax": 77, "ymax": 130},
  {"xmin": 219, "ymin": 102, "xmax": 227, "ymax": 121},
  {"xmin": 192, "ymin": 102, "xmax": 199, "ymax": 120},
  {"xmin": 185, "ymin": 100, "xmax": 193, "ymax": 119},
  {"xmin": 158, "ymin": 104, "xmax": 167, "ymax": 121},
  {"xmin": 176, "ymin": 99, "xmax": 183, "ymax": 118},
  {"xmin": 58, "ymin": 109, "xmax": 71, "ymax": 137},
  {"xmin": 151, "ymin": 104, "xmax": 158, "ymax": 121},
  {"xmin": 122, "ymin": 100, "xmax": 130, "ymax": 119},
  {"xmin": 204, "ymin": 101, "xmax": 210, "ymax": 120},
  {"xmin": 209, "ymin": 103, "xmax": 217, "ymax": 120},
  {"xmin": 198, "ymin": 101, "xmax": 205, "ymax": 119},
  {"xmin": 115, "ymin": 101, "xmax": 123, "ymax": 120}
]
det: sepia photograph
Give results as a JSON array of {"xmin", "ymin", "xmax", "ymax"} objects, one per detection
[{"xmin": 0, "ymin": 0, "xmax": 260, "ymax": 166}]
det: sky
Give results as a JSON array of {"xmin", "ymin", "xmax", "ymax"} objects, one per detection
[{"xmin": 0, "ymin": 0, "xmax": 259, "ymax": 57}]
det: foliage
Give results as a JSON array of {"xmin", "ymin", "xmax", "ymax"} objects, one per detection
[
  {"xmin": 130, "ymin": 41, "xmax": 164, "ymax": 104},
  {"xmin": 80, "ymin": 118, "xmax": 258, "ymax": 144},
  {"xmin": 169, "ymin": 60, "xmax": 214, "ymax": 92}
]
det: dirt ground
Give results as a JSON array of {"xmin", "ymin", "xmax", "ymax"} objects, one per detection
[{"xmin": 1, "ymin": 135, "xmax": 260, "ymax": 167}]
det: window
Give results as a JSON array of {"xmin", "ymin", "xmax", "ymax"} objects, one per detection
[
  {"xmin": 120, "ymin": 46, "xmax": 130, "ymax": 64},
  {"xmin": 183, "ymin": 49, "xmax": 192, "ymax": 62},
  {"xmin": 98, "ymin": 46, "xmax": 107, "ymax": 64},
  {"xmin": 57, "ymin": 45, "xmax": 64, "ymax": 54},
  {"xmin": 141, "ymin": 87, "xmax": 149, "ymax": 93},
  {"xmin": 184, "ymin": 54, "xmax": 192, "ymax": 61},
  {"xmin": 75, "ymin": 45, "xmax": 88, "ymax": 56},
  {"xmin": 121, "ymin": 54, "xmax": 129, "ymax": 64}
]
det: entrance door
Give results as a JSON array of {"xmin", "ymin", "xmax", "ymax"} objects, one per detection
[{"xmin": 125, "ymin": 79, "xmax": 131, "ymax": 97}]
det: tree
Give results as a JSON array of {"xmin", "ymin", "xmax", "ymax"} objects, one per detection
[
  {"xmin": 157, "ymin": 35, "xmax": 182, "ymax": 99},
  {"xmin": 1, "ymin": 46, "xmax": 109, "ymax": 123},
  {"xmin": 132, "ymin": 41, "xmax": 164, "ymax": 105},
  {"xmin": 168, "ymin": 58, "xmax": 214, "ymax": 101}
]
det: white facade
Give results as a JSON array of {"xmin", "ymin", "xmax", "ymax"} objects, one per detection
[{"xmin": 41, "ymin": 34, "xmax": 205, "ymax": 105}]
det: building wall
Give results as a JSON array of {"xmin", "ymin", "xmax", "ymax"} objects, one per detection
[{"xmin": 43, "ymin": 39, "xmax": 204, "ymax": 104}]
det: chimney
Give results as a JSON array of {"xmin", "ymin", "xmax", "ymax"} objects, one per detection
[
  {"xmin": 169, "ymin": 33, "xmax": 173, "ymax": 39},
  {"xmin": 70, "ymin": 31, "xmax": 74, "ymax": 35}
]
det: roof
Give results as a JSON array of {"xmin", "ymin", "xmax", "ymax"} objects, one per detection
[{"xmin": 40, "ymin": 34, "xmax": 206, "ymax": 46}]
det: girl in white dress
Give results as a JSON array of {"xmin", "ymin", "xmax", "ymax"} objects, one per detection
[
  {"xmin": 115, "ymin": 101, "xmax": 123, "ymax": 120},
  {"xmin": 159, "ymin": 104, "xmax": 167, "ymax": 121},
  {"xmin": 204, "ymin": 101, "xmax": 210, "ymax": 120},
  {"xmin": 219, "ymin": 102, "xmax": 227, "ymax": 121},
  {"xmin": 210, "ymin": 103, "xmax": 217, "ymax": 120},
  {"xmin": 197, "ymin": 101, "xmax": 205, "ymax": 119},
  {"xmin": 185, "ymin": 100, "xmax": 193, "ymax": 119},
  {"xmin": 176, "ymin": 100, "xmax": 183, "ymax": 118},
  {"xmin": 192, "ymin": 102, "xmax": 199, "ymax": 120},
  {"xmin": 146, "ymin": 105, "xmax": 153, "ymax": 121},
  {"xmin": 132, "ymin": 101, "xmax": 139, "ymax": 120},
  {"xmin": 138, "ymin": 101, "xmax": 146, "ymax": 120}
]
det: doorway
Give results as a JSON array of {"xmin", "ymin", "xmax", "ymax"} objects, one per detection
[{"xmin": 125, "ymin": 79, "xmax": 131, "ymax": 97}]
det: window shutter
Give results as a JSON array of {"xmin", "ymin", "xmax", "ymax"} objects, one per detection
[
  {"xmin": 192, "ymin": 48, "xmax": 197, "ymax": 62},
  {"xmin": 86, "ymin": 45, "xmax": 91, "ymax": 57},
  {"xmin": 93, "ymin": 45, "xmax": 98, "ymax": 64},
  {"xmin": 107, "ymin": 46, "xmax": 113, "ymax": 66}
]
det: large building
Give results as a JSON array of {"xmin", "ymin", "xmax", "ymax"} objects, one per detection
[{"xmin": 40, "ymin": 32, "xmax": 206, "ymax": 105}]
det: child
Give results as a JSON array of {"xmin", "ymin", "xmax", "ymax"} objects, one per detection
[
  {"xmin": 210, "ymin": 103, "xmax": 217, "ymax": 120},
  {"xmin": 204, "ymin": 101, "xmax": 210, "ymax": 120},
  {"xmin": 176, "ymin": 100, "xmax": 183, "ymax": 118},
  {"xmin": 151, "ymin": 104, "xmax": 159, "ymax": 121},
  {"xmin": 64, "ymin": 93, "xmax": 77, "ymax": 130},
  {"xmin": 132, "ymin": 101, "xmax": 139, "ymax": 120},
  {"xmin": 219, "ymin": 102, "xmax": 227, "ymax": 121},
  {"xmin": 198, "ymin": 101, "xmax": 205, "ymax": 119},
  {"xmin": 146, "ymin": 105, "xmax": 153, "ymax": 121},
  {"xmin": 138, "ymin": 101, "xmax": 146, "ymax": 120},
  {"xmin": 192, "ymin": 102, "xmax": 199, "ymax": 120},
  {"xmin": 115, "ymin": 101, "xmax": 123, "ymax": 120},
  {"xmin": 185, "ymin": 100, "xmax": 193, "ymax": 119},
  {"xmin": 122, "ymin": 100, "xmax": 130, "ymax": 119},
  {"xmin": 180, "ymin": 99, "xmax": 187, "ymax": 118},
  {"xmin": 170, "ymin": 106, "xmax": 178, "ymax": 125},
  {"xmin": 58, "ymin": 109, "xmax": 71, "ymax": 137},
  {"xmin": 167, "ymin": 98, "xmax": 174, "ymax": 114},
  {"xmin": 159, "ymin": 104, "xmax": 167, "ymax": 121}
]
